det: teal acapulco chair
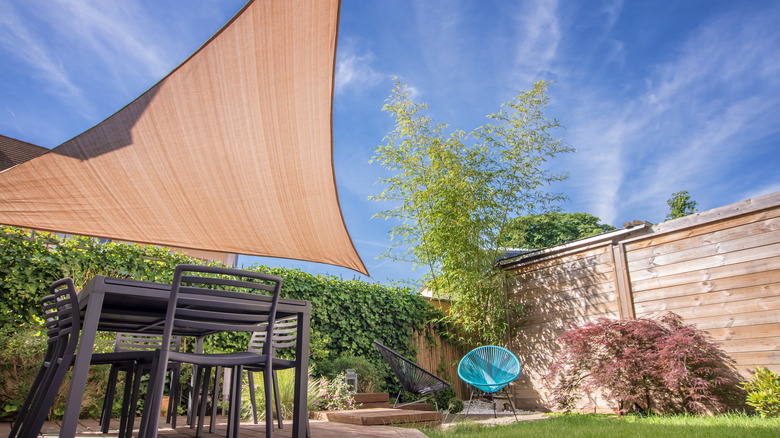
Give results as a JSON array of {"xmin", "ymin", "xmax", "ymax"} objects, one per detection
[{"xmin": 457, "ymin": 346, "xmax": 521, "ymax": 420}]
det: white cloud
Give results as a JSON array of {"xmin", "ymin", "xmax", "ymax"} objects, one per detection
[
  {"xmin": 0, "ymin": 3, "xmax": 84, "ymax": 103},
  {"xmin": 335, "ymin": 41, "xmax": 384, "ymax": 94},
  {"xmin": 510, "ymin": 0, "xmax": 562, "ymax": 84},
  {"xmin": 560, "ymin": 4, "xmax": 780, "ymax": 224}
]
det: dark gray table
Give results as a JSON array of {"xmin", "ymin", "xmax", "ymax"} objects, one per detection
[{"xmin": 60, "ymin": 276, "xmax": 311, "ymax": 438}]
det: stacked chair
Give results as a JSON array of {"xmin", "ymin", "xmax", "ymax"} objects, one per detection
[{"xmin": 10, "ymin": 278, "xmax": 80, "ymax": 438}]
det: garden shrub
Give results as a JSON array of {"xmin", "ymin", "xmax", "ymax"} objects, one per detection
[
  {"xmin": 0, "ymin": 326, "xmax": 116, "ymax": 421},
  {"xmin": 311, "ymin": 373, "xmax": 359, "ymax": 411},
  {"xmin": 742, "ymin": 367, "xmax": 780, "ymax": 417},
  {"xmin": 318, "ymin": 355, "xmax": 384, "ymax": 393},
  {"xmin": 544, "ymin": 312, "xmax": 744, "ymax": 414},
  {"xmin": 434, "ymin": 387, "xmax": 463, "ymax": 413}
]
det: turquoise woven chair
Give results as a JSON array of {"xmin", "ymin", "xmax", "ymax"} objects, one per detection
[{"xmin": 457, "ymin": 346, "xmax": 521, "ymax": 419}]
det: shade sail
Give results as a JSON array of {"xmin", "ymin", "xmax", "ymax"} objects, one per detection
[{"xmin": 0, "ymin": 0, "xmax": 368, "ymax": 275}]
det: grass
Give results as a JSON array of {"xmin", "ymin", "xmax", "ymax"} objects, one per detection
[{"xmin": 423, "ymin": 413, "xmax": 780, "ymax": 438}]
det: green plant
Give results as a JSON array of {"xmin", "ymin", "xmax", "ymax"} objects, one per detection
[
  {"xmin": 370, "ymin": 80, "xmax": 572, "ymax": 345},
  {"xmin": 435, "ymin": 387, "xmax": 463, "ymax": 413},
  {"xmin": 0, "ymin": 324, "xmax": 115, "ymax": 421},
  {"xmin": 741, "ymin": 367, "xmax": 780, "ymax": 417},
  {"xmin": 319, "ymin": 355, "xmax": 383, "ymax": 393},
  {"xmin": 312, "ymin": 373, "xmax": 359, "ymax": 411}
]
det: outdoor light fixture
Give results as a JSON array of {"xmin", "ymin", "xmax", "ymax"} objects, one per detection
[{"xmin": 345, "ymin": 369, "xmax": 358, "ymax": 393}]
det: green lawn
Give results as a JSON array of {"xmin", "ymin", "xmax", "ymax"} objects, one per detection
[{"xmin": 423, "ymin": 413, "xmax": 780, "ymax": 438}]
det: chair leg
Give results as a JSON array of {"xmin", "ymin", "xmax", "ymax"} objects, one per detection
[
  {"xmin": 273, "ymin": 370, "xmax": 283, "ymax": 429},
  {"xmin": 264, "ymin": 364, "xmax": 273, "ymax": 438},
  {"xmin": 228, "ymin": 366, "xmax": 245, "ymax": 438},
  {"xmin": 209, "ymin": 366, "xmax": 222, "ymax": 434},
  {"xmin": 123, "ymin": 362, "xmax": 146, "ymax": 438},
  {"xmin": 190, "ymin": 364, "xmax": 203, "ymax": 430},
  {"xmin": 116, "ymin": 365, "xmax": 136, "ymax": 438},
  {"xmin": 100, "ymin": 363, "xmax": 120, "ymax": 432},
  {"xmin": 393, "ymin": 389, "xmax": 403, "ymax": 408},
  {"xmin": 20, "ymin": 349, "xmax": 77, "ymax": 438},
  {"xmin": 8, "ymin": 356, "xmax": 52, "ymax": 438},
  {"xmin": 248, "ymin": 370, "xmax": 259, "ymax": 424},
  {"xmin": 169, "ymin": 366, "xmax": 181, "ymax": 429},
  {"xmin": 196, "ymin": 366, "xmax": 212, "ymax": 438},
  {"xmin": 464, "ymin": 389, "xmax": 475, "ymax": 416},
  {"xmin": 502, "ymin": 387, "xmax": 519, "ymax": 421}
]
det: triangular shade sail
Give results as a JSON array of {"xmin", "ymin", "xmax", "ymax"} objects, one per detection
[{"xmin": 0, "ymin": 0, "xmax": 367, "ymax": 275}]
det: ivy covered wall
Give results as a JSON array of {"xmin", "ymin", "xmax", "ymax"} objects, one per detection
[{"xmin": 0, "ymin": 226, "xmax": 439, "ymax": 367}]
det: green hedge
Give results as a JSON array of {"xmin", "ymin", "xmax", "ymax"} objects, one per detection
[{"xmin": 0, "ymin": 226, "xmax": 438, "ymax": 369}]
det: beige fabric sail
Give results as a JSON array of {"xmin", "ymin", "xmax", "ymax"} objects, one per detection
[{"xmin": 0, "ymin": 0, "xmax": 367, "ymax": 275}]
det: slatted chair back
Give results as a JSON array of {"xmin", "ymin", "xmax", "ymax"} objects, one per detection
[
  {"xmin": 114, "ymin": 332, "xmax": 182, "ymax": 353},
  {"xmin": 374, "ymin": 340, "xmax": 450, "ymax": 408},
  {"xmin": 160, "ymin": 265, "xmax": 284, "ymax": 356},
  {"xmin": 458, "ymin": 346, "xmax": 521, "ymax": 394},
  {"xmin": 247, "ymin": 316, "xmax": 298, "ymax": 354}
]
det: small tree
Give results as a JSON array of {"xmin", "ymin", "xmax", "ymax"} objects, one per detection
[
  {"xmin": 370, "ymin": 80, "xmax": 572, "ymax": 344},
  {"xmin": 544, "ymin": 312, "xmax": 744, "ymax": 414},
  {"xmin": 501, "ymin": 212, "xmax": 615, "ymax": 249},
  {"xmin": 666, "ymin": 190, "xmax": 698, "ymax": 220}
]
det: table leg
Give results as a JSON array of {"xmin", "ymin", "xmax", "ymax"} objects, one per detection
[
  {"xmin": 59, "ymin": 289, "xmax": 105, "ymax": 438},
  {"xmin": 292, "ymin": 310, "xmax": 311, "ymax": 438}
]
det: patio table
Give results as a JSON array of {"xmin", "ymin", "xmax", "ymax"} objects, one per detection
[{"xmin": 59, "ymin": 275, "xmax": 311, "ymax": 438}]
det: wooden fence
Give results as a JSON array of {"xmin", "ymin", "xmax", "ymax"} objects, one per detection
[{"xmin": 499, "ymin": 191, "xmax": 780, "ymax": 411}]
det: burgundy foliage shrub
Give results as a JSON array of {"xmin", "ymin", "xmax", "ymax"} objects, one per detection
[{"xmin": 543, "ymin": 312, "xmax": 744, "ymax": 414}]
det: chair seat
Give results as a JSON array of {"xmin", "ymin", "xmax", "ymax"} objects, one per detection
[
  {"xmin": 245, "ymin": 357, "xmax": 297, "ymax": 371},
  {"xmin": 168, "ymin": 351, "xmax": 268, "ymax": 367}
]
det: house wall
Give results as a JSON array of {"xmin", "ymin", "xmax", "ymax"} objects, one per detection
[{"xmin": 502, "ymin": 191, "xmax": 780, "ymax": 411}]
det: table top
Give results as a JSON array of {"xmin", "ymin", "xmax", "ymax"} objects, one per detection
[{"xmin": 77, "ymin": 275, "xmax": 311, "ymax": 336}]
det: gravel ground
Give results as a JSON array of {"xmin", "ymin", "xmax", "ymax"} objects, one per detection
[
  {"xmin": 442, "ymin": 400, "xmax": 548, "ymax": 427},
  {"xmin": 457, "ymin": 399, "xmax": 536, "ymax": 415}
]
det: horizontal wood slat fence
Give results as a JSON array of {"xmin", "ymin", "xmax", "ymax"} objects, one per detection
[{"xmin": 498, "ymin": 191, "xmax": 780, "ymax": 411}]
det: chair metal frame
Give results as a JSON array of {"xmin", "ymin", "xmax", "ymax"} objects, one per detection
[{"xmin": 373, "ymin": 340, "xmax": 450, "ymax": 410}]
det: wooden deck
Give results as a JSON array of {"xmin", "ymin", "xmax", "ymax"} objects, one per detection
[{"xmin": 0, "ymin": 416, "xmax": 428, "ymax": 438}]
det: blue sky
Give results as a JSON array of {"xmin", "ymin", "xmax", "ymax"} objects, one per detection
[{"xmin": 1, "ymin": 0, "xmax": 779, "ymax": 286}]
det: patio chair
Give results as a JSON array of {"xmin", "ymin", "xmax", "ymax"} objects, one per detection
[
  {"xmin": 145, "ymin": 265, "xmax": 284, "ymax": 438},
  {"xmin": 457, "ymin": 345, "xmax": 521, "ymax": 420},
  {"xmin": 14, "ymin": 278, "xmax": 80, "ymax": 438},
  {"xmin": 373, "ymin": 340, "xmax": 450, "ymax": 410},
  {"xmin": 199, "ymin": 316, "xmax": 299, "ymax": 434}
]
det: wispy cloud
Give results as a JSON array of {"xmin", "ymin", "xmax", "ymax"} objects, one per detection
[
  {"xmin": 560, "ymin": 4, "xmax": 780, "ymax": 224},
  {"xmin": 335, "ymin": 38, "xmax": 384, "ymax": 94},
  {"xmin": 0, "ymin": 2, "xmax": 85, "ymax": 105},
  {"xmin": 509, "ymin": 0, "xmax": 562, "ymax": 84}
]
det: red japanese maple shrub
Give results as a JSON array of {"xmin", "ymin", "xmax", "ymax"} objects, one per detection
[{"xmin": 543, "ymin": 312, "xmax": 744, "ymax": 414}]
